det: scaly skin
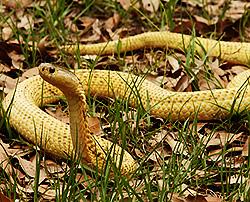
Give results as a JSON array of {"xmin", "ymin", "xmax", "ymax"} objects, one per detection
[
  {"xmin": 64, "ymin": 31, "xmax": 250, "ymax": 64},
  {"xmin": 3, "ymin": 64, "xmax": 250, "ymax": 175},
  {"xmin": 37, "ymin": 64, "xmax": 138, "ymax": 176},
  {"xmin": 2, "ymin": 32, "xmax": 250, "ymax": 176}
]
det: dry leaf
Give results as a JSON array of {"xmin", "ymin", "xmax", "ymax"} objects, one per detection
[
  {"xmin": 242, "ymin": 136, "xmax": 249, "ymax": 157},
  {"xmin": 15, "ymin": 155, "xmax": 47, "ymax": 184},
  {"xmin": 0, "ymin": 192, "xmax": 13, "ymax": 202},
  {"xmin": 205, "ymin": 196, "xmax": 223, "ymax": 202},
  {"xmin": 20, "ymin": 67, "xmax": 39, "ymax": 80},
  {"xmin": 79, "ymin": 16, "xmax": 96, "ymax": 31},
  {"xmin": 80, "ymin": 19, "xmax": 101, "ymax": 42},
  {"xmin": 0, "ymin": 140, "xmax": 13, "ymax": 177},
  {"xmin": 17, "ymin": 14, "xmax": 34, "ymax": 30},
  {"xmin": 38, "ymin": 184, "xmax": 59, "ymax": 200},
  {"xmin": 0, "ymin": 74, "xmax": 17, "ymax": 94},
  {"xmin": 45, "ymin": 105, "xmax": 69, "ymax": 124},
  {"xmin": 171, "ymin": 194, "xmax": 186, "ymax": 202},
  {"xmin": 164, "ymin": 133, "xmax": 188, "ymax": 155},
  {"xmin": 166, "ymin": 55, "xmax": 181, "ymax": 73},
  {"xmin": 229, "ymin": 65, "xmax": 249, "ymax": 75},
  {"xmin": 142, "ymin": 0, "xmax": 160, "ymax": 13},
  {"xmin": 2, "ymin": 27, "xmax": 13, "ymax": 41},
  {"xmin": 0, "ymin": 63, "xmax": 11, "ymax": 73},
  {"xmin": 43, "ymin": 160, "xmax": 66, "ymax": 174},
  {"xmin": 104, "ymin": 13, "xmax": 120, "ymax": 30},
  {"xmin": 87, "ymin": 117, "xmax": 101, "ymax": 135},
  {"xmin": 117, "ymin": 0, "xmax": 131, "ymax": 11},
  {"xmin": 185, "ymin": 194, "xmax": 208, "ymax": 202},
  {"xmin": 225, "ymin": 1, "xmax": 250, "ymax": 20},
  {"xmin": 175, "ymin": 74, "xmax": 191, "ymax": 92},
  {"xmin": 3, "ymin": 0, "xmax": 33, "ymax": 8}
]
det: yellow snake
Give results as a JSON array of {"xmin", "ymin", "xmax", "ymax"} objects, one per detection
[{"xmin": 2, "ymin": 31, "xmax": 250, "ymax": 176}]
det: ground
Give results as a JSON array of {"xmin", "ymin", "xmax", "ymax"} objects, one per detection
[{"xmin": 0, "ymin": 0, "xmax": 249, "ymax": 201}]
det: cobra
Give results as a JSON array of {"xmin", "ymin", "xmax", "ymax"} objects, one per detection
[{"xmin": 2, "ymin": 31, "xmax": 250, "ymax": 176}]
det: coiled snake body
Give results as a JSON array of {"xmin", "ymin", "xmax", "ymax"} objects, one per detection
[{"xmin": 2, "ymin": 32, "xmax": 250, "ymax": 176}]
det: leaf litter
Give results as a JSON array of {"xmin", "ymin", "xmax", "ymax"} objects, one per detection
[{"xmin": 0, "ymin": 0, "xmax": 249, "ymax": 201}]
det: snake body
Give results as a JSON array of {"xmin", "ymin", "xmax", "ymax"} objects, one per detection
[
  {"xmin": 2, "ymin": 31, "xmax": 250, "ymax": 176},
  {"xmin": 65, "ymin": 31, "xmax": 250, "ymax": 64}
]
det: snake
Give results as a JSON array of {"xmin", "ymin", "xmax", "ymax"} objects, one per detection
[{"xmin": 2, "ymin": 31, "xmax": 250, "ymax": 176}]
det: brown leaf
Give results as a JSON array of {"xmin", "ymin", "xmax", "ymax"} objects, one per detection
[
  {"xmin": 171, "ymin": 194, "xmax": 185, "ymax": 202},
  {"xmin": 87, "ymin": 117, "xmax": 101, "ymax": 135},
  {"xmin": 80, "ymin": 20, "xmax": 101, "ymax": 43},
  {"xmin": 0, "ymin": 192, "xmax": 13, "ymax": 202},
  {"xmin": 20, "ymin": 67, "xmax": 39, "ymax": 81},
  {"xmin": 7, "ymin": 50, "xmax": 25, "ymax": 69},
  {"xmin": 78, "ymin": 16, "xmax": 96, "ymax": 31},
  {"xmin": 205, "ymin": 196, "xmax": 223, "ymax": 202},
  {"xmin": 0, "ymin": 140, "xmax": 13, "ymax": 177},
  {"xmin": 134, "ymin": 148, "xmax": 144, "ymax": 158},
  {"xmin": 193, "ymin": 15, "xmax": 218, "ymax": 26},
  {"xmin": 204, "ymin": 130, "xmax": 243, "ymax": 147},
  {"xmin": 242, "ymin": 136, "xmax": 249, "ymax": 157},
  {"xmin": 0, "ymin": 75, "xmax": 17, "ymax": 94},
  {"xmin": 185, "ymin": 194, "xmax": 207, "ymax": 202},
  {"xmin": 164, "ymin": 132, "xmax": 188, "ymax": 155},
  {"xmin": 17, "ymin": 14, "xmax": 34, "ymax": 30},
  {"xmin": 118, "ymin": 0, "xmax": 131, "ymax": 11},
  {"xmin": 64, "ymin": 16, "xmax": 78, "ymax": 33},
  {"xmin": 229, "ymin": 65, "xmax": 249, "ymax": 75},
  {"xmin": 15, "ymin": 154, "xmax": 47, "ymax": 184},
  {"xmin": 225, "ymin": 1, "xmax": 250, "ymax": 21},
  {"xmin": 38, "ymin": 184, "xmax": 59, "ymax": 200},
  {"xmin": 175, "ymin": 74, "xmax": 191, "ymax": 92},
  {"xmin": 43, "ymin": 160, "xmax": 66, "ymax": 174},
  {"xmin": 3, "ymin": 0, "xmax": 33, "ymax": 9},
  {"xmin": 45, "ymin": 105, "xmax": 69, "ymax": 124},
  {"xmin": 142, "ymin": 0, "xmax": 160, "ymax": 13},
  {"xmin": 0, "ymin": 63, "xmax": 11, "ymax": 73},
  {"xmin": 166, "ymin": 55, "xmax": 181, "ymax": 73},
  {"xmin": 2, "ymin": 27, "xmax": 13, "ymax": 41},
  {"xmin": 104, "ymin": 13, "xmax": 120, "ymax": 30}
]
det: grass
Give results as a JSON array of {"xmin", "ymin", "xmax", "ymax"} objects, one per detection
[{"xmin": 0, "ymin": 0, "xmax": 250, "ymax": 201}]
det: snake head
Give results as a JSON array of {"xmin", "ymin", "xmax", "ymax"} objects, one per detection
[{"xmin": 38, "ymin": 63, "xmax": 81, "ymax": 96}]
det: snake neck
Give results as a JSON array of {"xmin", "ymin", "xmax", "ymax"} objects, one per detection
[{"xmin": 66, "ymin": 86, "xmax": 95, "ymax": 162}]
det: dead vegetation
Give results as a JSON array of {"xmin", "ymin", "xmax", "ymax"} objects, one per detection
[{"xmin": 0, "ymin": 0, "xmax": 249, "ymax": 201}]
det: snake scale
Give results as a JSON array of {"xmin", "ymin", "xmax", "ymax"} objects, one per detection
[{"xmin": 2, "ymin": 31, "xmax": 250, "ymax": 176}]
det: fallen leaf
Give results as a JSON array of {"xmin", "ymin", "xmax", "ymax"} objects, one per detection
[
  {"xmin": 17, "ymin": 14, "xmax": 34, "ymax": 30},
  {"xmin": 166, "ymin": 55, "xmax": 181, "ymax": 73},
  {"xmin": 142, "ymin": 0, "xmax": 160, "ymax": 13},
  {"xmin": 104, "ymin": 13, "xmax": 120, "ymax": 30},
  {"xmin": 242, "ymin": 136, "xmax": 249, "ymax": 157},
  {"xmin": 3, "ymin": 0, "xmax": 33, "ymax": 9},
  {"xmin": 15, "ymin": 154, "xmax": 47, "ymax": 184},
  {"xmin": 2, "ymin": 27, "xmax": 13, "ymax": 41},
  {"xmin": 0, "ymin": 74, "xmax": 17, "ymax": 94},
  {"xmin": 20, "ymin": 67, "xmax": 39, "ymax": 81},
  {"xmin": 87, "ymin": 117, "xmax": 102, "ymax": 135},
  {"xmin": 43, "ymin": 160, "xmax": 66, "ymax": 174},
  {"xmin": 175, "ymin": 74, "xmax": 191, "ymax": 92},
  {"xmin": 164, "ymin": 132, "xmax": 188, "ymax": 155},
  {"xmin": 0, "ymin": 140, "xmax": 13, "ymax": 177},
  {"xmin": 0, "ymin": 192, "xmax": 12, "ymax": 202},
  {"xmin": 117, "ymin": 0, "xmax": 131, "ymax": 11},
  {"xmin": 45, "ymin": 105, "xmax": 69, "ymax": 124},
  {"xmin": 185, "ymin": 194, "xmax": 207, "ymax": 202},
  {"xmin": 205, "ymin": 196, "xmax": 223, "ymax": 202}
]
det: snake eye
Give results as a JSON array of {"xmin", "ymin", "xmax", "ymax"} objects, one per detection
[{"xmin": 49, "ymin": 67, "xmax": 55, "ymax": 74}]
